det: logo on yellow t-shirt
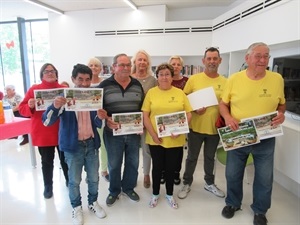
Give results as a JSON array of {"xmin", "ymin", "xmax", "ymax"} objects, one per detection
[
  {"xmin": 259, "ymin": 89, "xmax": 271, "ymax": 97},
  {"xmin": 168, "ymin": 97, "xmax": 178, "ymax": 103}
]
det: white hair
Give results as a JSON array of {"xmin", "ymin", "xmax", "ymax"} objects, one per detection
[{"xmin": 5, "ymin": 84, "xmax": 15, "ymax": 90}]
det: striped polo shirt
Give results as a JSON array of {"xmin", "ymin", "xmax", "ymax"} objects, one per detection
[{"xmin": 98, "ymin": 75, "xmax": 144, "ymax": 116}]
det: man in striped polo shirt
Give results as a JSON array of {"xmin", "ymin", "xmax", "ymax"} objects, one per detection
[{"xmin": 98, "ymin": 53, "xmax": 144, "ymax": 207}]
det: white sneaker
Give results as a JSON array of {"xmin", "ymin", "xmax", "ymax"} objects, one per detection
[
  {"xmin": 88, "ymin": 201, "xmax": 107, "ymax": 219},
  {"xmin": 72, "ymin": 206, "xmax": 83, "ymax": 225},
  {"xmin": 166, "ymin": 195, "xmax": 178, "ymax": 209},
  {"xmin": 177, "ymin": 184, "xmax": 191, "ymax": 199},
  {"xmin": 204, "ymin": 183, "xmax": 225, "ymax": 198}
]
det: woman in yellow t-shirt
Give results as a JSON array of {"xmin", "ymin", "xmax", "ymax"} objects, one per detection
[{"xmin": 142, "ymin": 63, "xmax": 192, "ymax": 209}]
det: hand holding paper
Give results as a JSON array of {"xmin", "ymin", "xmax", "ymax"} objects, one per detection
[{"xmin": 53, "ymin": 96, "xmax": 66, "ymax": 109}]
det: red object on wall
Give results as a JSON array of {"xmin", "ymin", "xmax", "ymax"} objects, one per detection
[{"xmin": 6, "ymin": 40, "xmax": 14, "ymax": 49}]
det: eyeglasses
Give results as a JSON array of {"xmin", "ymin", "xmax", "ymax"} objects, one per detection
[
  {"xmin": 116, "ymin": 63, "xmax": 131, "ymax": 68},
  {"xmin": 43, "ymin": 70, "xmax": 57, "ymax": 75},
  {"xmin": 253, "ymin": 54, "xmax": 270, "ymax": 60},
  {"xmin": 158, "ymin": 73, "xmax": 172, "ymax": 77}
]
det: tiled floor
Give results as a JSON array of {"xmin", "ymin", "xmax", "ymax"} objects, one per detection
[{"xmin": 0, "ymin": 138, "xmax": 299, "ymax": 225}]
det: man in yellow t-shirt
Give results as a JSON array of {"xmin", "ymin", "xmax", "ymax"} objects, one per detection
[
  {"xmin": 177, "ymin": 47, "xmax": 227, "ymax": 199},
  {"xmin": 219, "ymin": 42, "xmax": 286, "ymax": 225}
]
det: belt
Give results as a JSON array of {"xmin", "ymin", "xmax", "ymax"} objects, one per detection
[{"xmin": 79, "ymin": 136, "xmax": 94, "ymax": 142}]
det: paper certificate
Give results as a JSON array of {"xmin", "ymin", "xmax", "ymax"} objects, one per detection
[
  {"xmin": 34, "ymin": 88, "xmax": 64, "ymax": 111},
  {"xmin": 155, "ymin": 111, "xmax": 189, "ymax": 138},
  {"xmin": 112, "ymin": 112, "xmax": 143, "ymax": 136},
  {"xmin": 217, "ymin": 120, "xmax": 260, "ymax": 151},
  {"xmin": 64, "ymin": 88, "xmax": 103, "ymax": 111},
  {"xmin": 241, "ymin": 111, "xmax": 283, "ymax": 140},
  {"xmin": 187, "ymin": 86, "xmax": 218, "ymax": 110}
]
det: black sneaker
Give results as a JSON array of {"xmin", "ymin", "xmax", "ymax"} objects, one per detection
[
  {"xmin": 123, "ymin": 190, "xmax": 140, "ymax": 202},
  {"xmin": 221, "ymin": 205, "xmax": 240, "ymax": 219},
  {"xmin": 43, "ymin": 185, "xmax": 53, "ymax": 199},
  {"xmin": 106, "ymin": 194, "xmax": 119, "ymax": 207},
  {"xmin": 19, "ymin": 135, "xmax": 29, "ymax": 146},
  {"xmin": 254, "ymin": 214, "xmax": 268, "ymax": 225}
]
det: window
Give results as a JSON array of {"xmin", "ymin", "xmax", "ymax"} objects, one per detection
[{"xmin": 0, "ymin": 19, "xmax": 50, "ymax": 95}]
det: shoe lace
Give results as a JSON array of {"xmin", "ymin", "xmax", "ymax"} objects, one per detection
[
  {"xmin": 72, "ymin": 207, "xmax": 82, "ymax": 218},
  {"xmin": 209, "ymin": 184, "xmax": 219, "ymax": 191},
  {"xmin": 181, "ymin": 184, "xmax": 189, "ymax": 192},
  {"xmin": 89, "ymin": 203, "xmax": 97, "ymax": 213}
]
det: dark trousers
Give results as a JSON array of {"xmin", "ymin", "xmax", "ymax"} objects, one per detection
[
  {"xmin": 38, "ymin": 146, "xmax": 68, "ymax": 187},
  {"xmin": 183, "ymin": 131, "xmax": 219, "ymax": 185},
  {"xmin": 174, "ymin": 148, "xmax": 184, "ymax": 176},
  {"xmin": 150, "ymin": 145, "xmax": 181, "ymax": 196}
]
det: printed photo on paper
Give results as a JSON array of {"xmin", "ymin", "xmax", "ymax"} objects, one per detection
[
  {"xmin": 218, "ymin": 120, "xmax": 260, "ymax": 151},
  {"xmin": 34, "ymin": 88, "xmax": 64, "ymax": 111},
  {"xmin": 112, "ymin": 112, "xmax": 143, "ymax": 136},
  {"xmin": 155, "ymin": 111, "xmax": 189, "ymax": 138},
  {"xmin": 241, "ymin": 111, "xmax": 283, "ymax": 140},
  {"xmin": 64, "ymin": 88, "xmax": 103, "ymax": 111}
]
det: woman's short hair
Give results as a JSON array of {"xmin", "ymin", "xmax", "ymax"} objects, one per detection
[
  {"xmin": 39, "ymin": 63, "xmax": 58, "ymax": 81},
  {"xmin": 155, "ymin": 63, "xmax": 174, "ymax": 78},
  {"xmin": 88, "ymin": 57, "xmax": 103, "ymax": 68},
  {"xmin": 168, "ymin": 55, "xmax": 184, "ymax": 66},
  {"xmin": 5, "ymin": 84, "xmax": 15, "ymax": 91}
]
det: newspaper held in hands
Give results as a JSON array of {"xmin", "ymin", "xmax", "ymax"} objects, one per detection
[
  {"xmin": 112, "ymin": 112, "xmax": 143, "ymax": 136},
  {"xmin": 155, "ymin": 111, "xmax": 189, "ymax": 138},
  {"xmin": 217, "ymin": 120, "xmax": 260, "ymax": 151},
  {"xmin": 34, "ymin": 88, "xmax": 103, "ymax": 111},
  {"xmin": 64, "ymin": 88, "xmax": 103, "ymax": 111},
  {"xmin": 34, "ymin": 88, "xmax": 64, "ymax": 111},
  {"xmin": 241, "ymin": 111, "xmax": 283, "ymax": 140}
]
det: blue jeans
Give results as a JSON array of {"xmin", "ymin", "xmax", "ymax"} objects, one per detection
[
  {"xmin": 225, "ymin": 138, "xmax": 275, "ymax": 215},
  {"xmin": 64, "ymin": 138, "xmax": 99, "ymax": 208},
  {"xmin": 103, "ymin": 130, "xmax": 140, "ymax": 196}
]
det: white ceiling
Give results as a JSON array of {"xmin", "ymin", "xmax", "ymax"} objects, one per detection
[{"xmin": 0, "ymin": 0, "xmax": 242, "ymax": 22}]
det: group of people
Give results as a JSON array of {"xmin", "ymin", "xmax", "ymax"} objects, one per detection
[{"xmin": 13, "ymin": 42, "xmax": 285, "ymax": 225}]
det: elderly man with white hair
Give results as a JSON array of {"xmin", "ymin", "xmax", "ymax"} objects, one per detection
[{"xmin": 4, "ymin": 84, "xmax": 29, "ymax": 145}]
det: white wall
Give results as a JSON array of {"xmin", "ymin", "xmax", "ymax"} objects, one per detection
[
  {"xmin": 48, "ymin": 0, "xmax": 299, "ymax": 83},
  {"xmin": 275, "ymin": 112, "xmax": 300, "ymax": 197},
  {"xmin": 212, "ymin": 0, "xmax": 299, "ymax": 53},
  {"xmin": 49, "ymin": 5, "xmax": 212, "ymax": 83}
]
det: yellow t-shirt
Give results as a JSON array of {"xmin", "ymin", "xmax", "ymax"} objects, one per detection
[
  {"xmin": 183, "ymin": 72, "xmax": 227, "ymax": 134},
  {"xmin": 142, "ymin": 86, "xmax": 193, "ymax": 148},
  {"xmin": 221, "ymin": 70, "xmax": 285, "ymax": 120}
]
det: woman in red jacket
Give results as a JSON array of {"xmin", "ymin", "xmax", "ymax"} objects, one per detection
[{"xmin": 19, "ymin": 63, "xmax": 68, "ymax": 199}]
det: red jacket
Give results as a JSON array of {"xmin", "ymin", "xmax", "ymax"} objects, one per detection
[{"xmin": 19, "ymin": 80, "xmax": 63, "ymax": 147}]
